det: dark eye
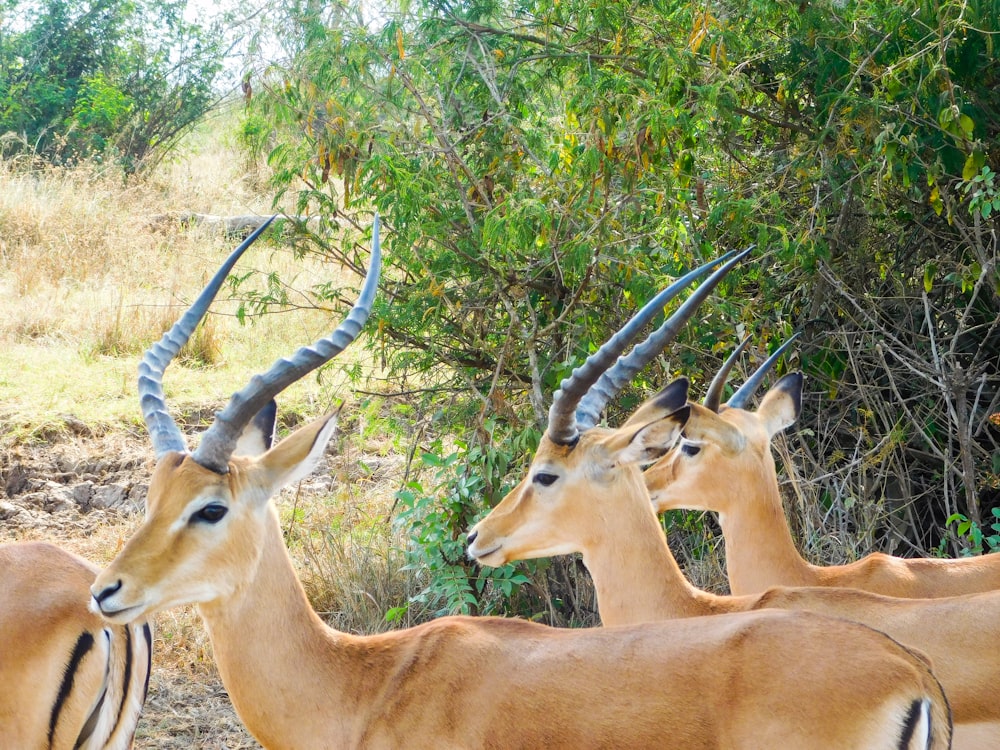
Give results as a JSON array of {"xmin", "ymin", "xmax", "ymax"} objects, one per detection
[
  {"xmin": 193, "ymin": 504, "xmax": 228, "ymax": 524},
  {"xmin": 533, "ymin": 472, "xmax": 559, "ymax": 487},
  {"xmin": 680, "ymin": 443, "xmax": 701, "ymax": 457}
]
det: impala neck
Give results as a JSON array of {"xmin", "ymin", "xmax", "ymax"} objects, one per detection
[
  {"xmin": 580, "ymin": 469, "xmax": 719, "ymax": 625},
  {"xmin": 714, "ymin": 454, "xmax": 817, "ymax": 595},
  {"xmin": 196, "ymin": 504, "xmax": 367, "ymax": 749}
]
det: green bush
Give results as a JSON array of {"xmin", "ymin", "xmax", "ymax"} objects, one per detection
[
  {"xmin": 0, "ymin": 0, "xmax": 225, "ymax": 171},
  {"xmin": 239, "ymin": 0, "xmax": 1000, "ymax": 613},
  {"xmin": 394, "ymin": 421, "xmax": 534, "ymax": 617}
]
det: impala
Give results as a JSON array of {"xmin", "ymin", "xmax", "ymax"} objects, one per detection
[
  {"xmin": 465, "ymin": 314, "xmax": 999, "ymax": 746},
  {"xmin": 86, "ymin": 229, "xmax": 951, "ymax": 749},
  {"xmin": 0, "ymin": 541, "xmax": 151, "ymax": 750},
  {"xmin": 645, "ymin": 345, "xmax": 1000, "ymax": 598}
]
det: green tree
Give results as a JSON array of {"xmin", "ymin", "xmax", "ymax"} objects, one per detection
[
  {"xmin": 0, "ymin": 0, "xmax": 226, "ymax": 171},
  {"xmin": 242, "ymin": 0, "xmax": 1000, "ymax": 615}
]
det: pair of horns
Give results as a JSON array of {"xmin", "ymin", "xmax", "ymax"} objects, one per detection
[
  {"xmin": 139, "ymin": 215, "xmax": 381, "ymax": 473},
  {"xmin": 703, "ymin": 332, "xmax": 801, "ymax": 412},
  {"xmin": 546, "ymin": 247, "xmax": 802, "ymax": 444},
  {"xmin": 546, "ymin": 246, "xmax": 752, "ymax": 446}
]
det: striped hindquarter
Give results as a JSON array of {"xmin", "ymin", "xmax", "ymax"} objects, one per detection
[{"xmin": 0, "ymin": 542, "xmax": 151, "ymax": 749}]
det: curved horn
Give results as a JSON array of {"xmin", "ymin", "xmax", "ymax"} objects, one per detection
[
  {"xmin": 547, "ymin": 248, "xmax": 744, "ymax": 445},
  {"xmin": 139, "ymin": 217, "xmax": 277, "ymax": 459},
  {"xmin": 574, "ymin": 246, "xmax": 753, "ymax": 431},
  {"xmin": 726, "ymin": 332, "xmax": 801, "ymax": 409},
  {"xmin": 191, "ymin": 214, "xmax": 382, "ymax": 473},
  {"xmin": 703, "ymin": 336, "xmax": 753, "ymax": 412}
]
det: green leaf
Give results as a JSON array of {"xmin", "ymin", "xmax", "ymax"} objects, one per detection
[
  {"xmin": 963, "ymin": 152, "xmax": 985, "ymax": 181},
  {"xmin": 385, "ymin": 605, "xmax": 408, "ymax": 623},
  {"xmin": 959, "ymin": 114, "xmax": 974, "ymax": 138}
]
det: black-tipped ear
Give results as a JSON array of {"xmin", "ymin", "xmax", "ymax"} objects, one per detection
[
  {"xmin": 757, "ymin": 373, "xmax": 803, "ymax": 437},
  {"xmin": 623, "ymin": 378, "xmax": 690, "ymax": 429},
  {"xmin": 775, "ymin": 373, "xmax": 803, "ymax": 419},
  {"xmin": 613, "ymin": 404, "xmax": 690, "ymax": 466},
  {"xmin": 652, "ymin": 377, "xmax": 690, "ymax": 413},
  {"xmin": 233, "ymin": 399, "xmax": 278, "ymax": 457},
  {"xmin": 257, "ymin": 399, "xmax": 279, "ymax": 449},
  {"xmin": 672, "ymin": 403, "xmax": 691, "ymax": 425}
]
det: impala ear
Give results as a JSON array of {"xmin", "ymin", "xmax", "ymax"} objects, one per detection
[
  {"xmin": 756, "ymin": 373, "xmax": 803, "ymax": 438},
  {"xmin": 623, "ymin": 378, "xmax": 690, "ymax": 428},
  {"xmin": 683, "ymin": 403, "xmax": 746, "ymax": 454},
  {"xmin": 254, "ymin": 412, "xmax": 339, "ymax": 495},
  {"xmin": 608, "ymin": 405, "xmax": 690, "ymax": 466},
  {"xmin": 233, "ymin": 400, "xmax": 278, "ymax": 457}
]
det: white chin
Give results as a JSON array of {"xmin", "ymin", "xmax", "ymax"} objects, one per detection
[
  {"xmin": 97, "ymin": 602, "xmax": 147, "ymax": 624},
  {"xmin": 471, "ymin": 547, "xmax": 505, "ymax": 567}
]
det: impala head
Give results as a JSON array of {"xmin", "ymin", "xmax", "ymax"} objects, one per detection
[
  {"xmin": 468, "ymin": 382, "xmax": 692, "ymax": 566},
  {"xmin": 91, "ymin": 217, "xmax": 381, "ymax": 623},
  {"xmin": 468, "ymin": 247, "xmax": 751, "ymax": 566},
  {"xmin": 645, "ymin": 338, "xmax": 802, "ymax": 516}
]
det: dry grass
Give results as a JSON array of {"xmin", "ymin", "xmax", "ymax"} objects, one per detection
[
  {"xmin": 0, "ymin": 107, "xmax": 404, "ymax": 747},
  {"xmin": 288, "ymin": 437, "xmax": 431, "ymax": 633},
  {"xmin": 0, "ymin": 107, "xmax": 372, "ymax": 431}
]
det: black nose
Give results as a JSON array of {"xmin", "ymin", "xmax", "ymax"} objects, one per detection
[
  {"xmin": 467, "ymin": 530, "xmax": 478, "ymax": 545},
  {"xmin": 93, "ymin": 579, "xmax": 123, "ymax": 604}
]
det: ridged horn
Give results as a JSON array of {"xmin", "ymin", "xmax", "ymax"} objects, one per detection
[
  {"xmin": 726, "ymin": 332, "xmax": 801, "ymax": 409},
  {"xmin": 546, "ymin": 247, "xmax": 745, "ymax": 445},
  {"xmin": 139, "ymin": 217, "xmax": 277, "ymax": 459},
  {"xmin": 574, "ymin": 246, "xmax": 752, "ymax": 431},
  {"xmin": 703, "ymin": 336, "xmax": 753, "ymax": 412},
  {"xmin": 191, "ymin": 214, "xmax": 382, "ymax": 473}
]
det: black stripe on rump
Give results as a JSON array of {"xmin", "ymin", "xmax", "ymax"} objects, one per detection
[
  {"xmin": 49, "ymin": 631, "xmax": 95, "ymax": 748},
  {"xmin": 104, "ymin": 625, "xmax": 134, "ymax": 744},
  {"xmin": 72, "ymin": 631, "xmax": 110, "ymax": 750},
  {"xmin": 72, "ymin": 687, "xmax": 107, "ymax": 750},
  {"xmin": 897, "ymin": 698, "xmax": 927, "ymax": 750},
  {"xmin": 141, "ymin": 623, "xmax": 152, "ymax": 702}
]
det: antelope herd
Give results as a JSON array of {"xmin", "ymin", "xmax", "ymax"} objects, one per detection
[{"xmin": 10, "ymin": 217, "xmax": 1000, "ymax": 748}]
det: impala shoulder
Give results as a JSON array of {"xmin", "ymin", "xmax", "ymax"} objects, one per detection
[
  {"xmin": 414, "ymin": 614, "xmax": 545, "ymax": 643},
  {"xmin": 841, "ymin": 551, "xmax": 920, "ymax": 584},
  {"xmin": 4, "ymin": 542, "xmax": 101, "ymax": 620},
  {"xmin": 857, "ymin": 550, "xmax": 911, "ymax": 571},
  {"xmin": 745, "ymin": 585, "xmax": 846, "ymax": 615}
]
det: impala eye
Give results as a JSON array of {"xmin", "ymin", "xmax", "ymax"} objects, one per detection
[
  {"xmin": 533, "ymin": 472, "xmax": 559, "ymax": 487},
  {"xmin": 680, "ymin": 442, "xmax": 702, "ymax": 457},
  {"xmin": 193, "ymin": 504, "xmax": 228, "ymax": 524}
]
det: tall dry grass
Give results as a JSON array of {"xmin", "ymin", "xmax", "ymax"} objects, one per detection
[
  {"xmin": 0, "ymin": 111, "xmax": 376, "ymax": 427},
  {"xmin": 0, "ymin": 137, "xmax": 268, "ymax": 352}
]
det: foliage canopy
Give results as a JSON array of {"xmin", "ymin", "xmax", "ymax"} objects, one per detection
[{"xmin": 240, "ymin": 0, "xmax": 1000, "ymax": 618}]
